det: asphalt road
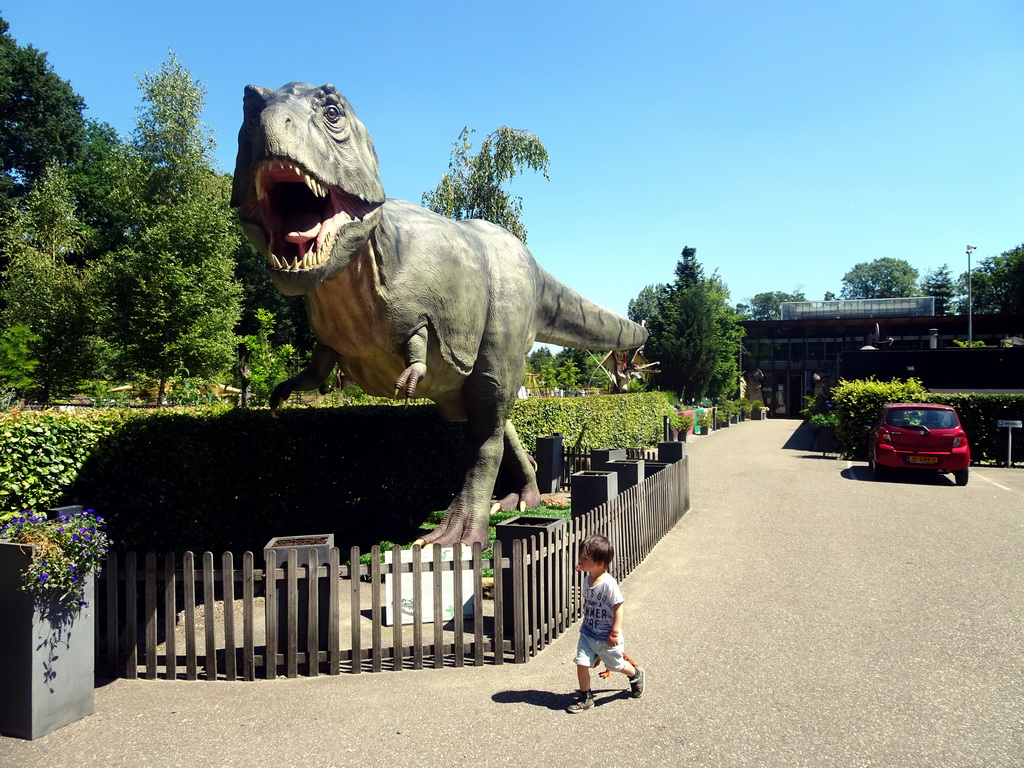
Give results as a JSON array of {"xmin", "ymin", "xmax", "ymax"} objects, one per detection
[{"xmin": 3, "ymin": 418, "xmax": 1021, "ymax": 767}]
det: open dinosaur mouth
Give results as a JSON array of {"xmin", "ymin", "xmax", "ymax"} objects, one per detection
[{"xmin": 253, "ymin": 158, "xmax": 376, "ymax": 271}]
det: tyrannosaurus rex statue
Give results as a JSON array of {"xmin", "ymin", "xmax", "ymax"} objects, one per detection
[{"xmin": 231, "ymin": 82, "xmax": 648, "ymax": 547}]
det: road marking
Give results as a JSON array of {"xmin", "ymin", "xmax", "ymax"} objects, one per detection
[{"xmin": 976, "ymin": 474, "xmax": 1013, "ymax": 492}]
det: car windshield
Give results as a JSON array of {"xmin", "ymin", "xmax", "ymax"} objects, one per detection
[{"xmin": 885, "ymin": 408, "xmax": 958, "ymax": 430}]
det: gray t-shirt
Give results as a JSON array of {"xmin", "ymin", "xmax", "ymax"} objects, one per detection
[{"xmin": 580, "ymin": 573, "xmax": 624, "ymax": 642}]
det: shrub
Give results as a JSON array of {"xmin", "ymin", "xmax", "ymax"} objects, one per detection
[
  {"xmin": 0, "ymin": 393, "xmax": 675, "ymax": 553},
  {"xmin": 829, "ymin": 378, "xmax": 929, "ymax": 459},
  {"xmin": 828, "ymin": 378, "xmax": 1024, "ymax": 463}
]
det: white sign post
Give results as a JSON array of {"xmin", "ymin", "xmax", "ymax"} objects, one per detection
[{"xmin": 997, "ymin": 420, "xmax": 1022, "ymax": 467}]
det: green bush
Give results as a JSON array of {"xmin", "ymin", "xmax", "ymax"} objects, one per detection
[
  {"xmin": 927, "ymin": 393, "xmax": 1024, "ymax": 466},
  {"xmin": 509, "ymin": 392, "xmax": 677, "ymax": 453},
  {"xmin": 829, "ymin": 378, "xmax": 929, "ymax": 459},
  {"xmin": 828, "ymin": 378, "xmax": 1024, "ymax": 464},
  {"xmin": 0, "ymin": 408, "xmax": 139, "ymax": 516},
  {"xmin": 0, "ymin": 393, "xmax": 675, "ymax": 553}
]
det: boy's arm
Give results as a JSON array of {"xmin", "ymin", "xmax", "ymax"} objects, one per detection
[{"xmin": 607, "ymin": 601, "xmax": 624, "ymax": 645}]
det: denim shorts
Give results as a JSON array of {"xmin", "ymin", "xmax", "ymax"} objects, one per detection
[{"xmin": 573, "ymin": 632, "xmax": 628, "ymax": 672}]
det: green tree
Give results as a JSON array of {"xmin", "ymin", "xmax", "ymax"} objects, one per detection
[
  {"xmin": 240, "ymin": 308, "xmax": 296, "ymax": 405},
  {"xmin": 0, "ymin": 324, "xmax": 39, "ymax": 396},
  {"xmin": 0, "ymin": 165, "xmax": 105, "ymax": 398},
  {"xmin": 0, "ymin": 17, "xmax": 87, "ymax": 206},
  {"xmin": 956, "ymin": 244, "xmax": 1024, "ymax": 315},
  {"xmin": 99, "ymin": 54, "xmax": 241, "ymax": 401},
  {"xmin": 627, "ymin": 283, "xmax": 669, "ymax": 324},
  {"xmin": 919, "ymin": 264, "xmax": 956, "ymax": 315},
  {"xmin": 422, "ymin": 126, "xmax": 549, "ymax": 242},
  {"xmin": 527, "ymin": 345, "xmax": 553, "ymax": 373},
  {"xmin": 644, "ymin": 247, "xmax": 745, "ymax": 404},
  {"xmin": 839, "ymin": 258, "xmax": 919, "ymax": 299},
  {"xmin": 68, "ymin": 119, "xmax": 129, "ymax": 263},
  {"xmin": 736, "ymin": 289, "xmax": 807, "ymax": 321}
]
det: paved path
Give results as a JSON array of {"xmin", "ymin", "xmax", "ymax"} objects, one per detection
[{"xmin": 3, "ymin": 419, "xmax": 1022, "ymax": 767}]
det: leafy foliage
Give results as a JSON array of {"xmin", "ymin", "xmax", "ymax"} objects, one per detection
[
  {"xmin": 0, "ymin": 324, "xmax": 39, "ymax": 394},
  {"xmin": 240, "ymin": 308, "xmax": 296, "ymax": 405},
  {"xmin": 422, "ymin": 126, "xmax": 549, "ymax": 242},
  {"xmin": 839, "ymin": 258, "xmax": 919, "ymax": 299},
  {"xmin": 828, "ymin": 377, "xmax": 929, "ymax": 458},
  {"xmin": 736, "ymin": 289, "xmax": 807, "ymax": 321},
  {"xmin": 510, "ymin": 392, "xmax": 677, "ymax": 454},
  {"xmin": 0, "ymin": 17, "xmax": 87, "ymax": 205},
  {"xmin": 643, "ymin": 248, "xmax": 745, "ymax": 404},
  {"xmin": 0, "ymin": 409, "xmax": 130, "ymax": 515},
  {"xmin": 918, "ymin": 264, "xmax": 955, "ymax": 315},
  {"xmin": 956, "ymin": 243, "xmax": 1024, "ymax": 315},
  {"xmin": 827, "ymin": 378, "xmax": 1024, "ymax": 464},
  {"xmin": 0, "ymin": 393, "xmax": 675, "ymax": 552},
  {"xmin": 0, "ymin": 508, "xmax": 110, "ymax": 609},
  {"xmin": 98, "ymin": 54, "xmax": 241, "ymax": 397}
]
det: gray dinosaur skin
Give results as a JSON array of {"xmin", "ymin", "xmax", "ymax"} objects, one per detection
[{"xmin": 231, "ymin": 82, "xmax": 648, "ymax": 546}]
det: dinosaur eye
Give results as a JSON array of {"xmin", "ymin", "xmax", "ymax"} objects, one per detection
[{"xmin": 325, "ymin": 105, "xmax": 342, "ymax": 123}]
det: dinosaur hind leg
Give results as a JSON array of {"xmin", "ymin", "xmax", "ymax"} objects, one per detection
[
  {"xmin": 494, "ymin": 420, "xmax": 542, "ymax": 512},
  {"xmin": 416, "ymin": 374, "xmax": 508, "ymax": 548}
]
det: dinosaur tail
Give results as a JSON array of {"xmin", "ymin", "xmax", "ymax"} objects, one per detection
[{"xmin": 533, "ymin": 268, "xmax": 648, "ymax": 351}]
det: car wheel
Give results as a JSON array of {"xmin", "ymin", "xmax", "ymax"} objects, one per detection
[
  {"xmin": 953, "ymin": 468, "xmax": 969, "ymax": 487},
  {"xmin": 871, "ymin": 457, "xmax": 889, "ymax": 481}
]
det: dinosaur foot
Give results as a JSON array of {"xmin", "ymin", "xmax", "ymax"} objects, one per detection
[
  {"xmin": 413, "ymin": 501, "xmax": 497, "ymax": 548},
  {"xmin": 494, "ymin": 486, "xmax": 542, "ymax": 513},
  {"xmin": 414, "ymin": 525, "xmax": 488, "ymax": 549}
]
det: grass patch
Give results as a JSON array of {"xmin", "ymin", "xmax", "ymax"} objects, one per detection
[{"xmin": 357, "ymin": 499, "xmax": 572, "ymax": 578}]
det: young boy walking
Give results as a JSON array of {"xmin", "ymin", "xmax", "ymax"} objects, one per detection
[{"xmin": 566, "ymin": 534, "xmax": 645, "ymax": 713}]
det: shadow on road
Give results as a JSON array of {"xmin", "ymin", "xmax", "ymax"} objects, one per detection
[
  {"xmin": 782, "ymin": 421, "xmax": 816, "ymax": 451},
  {"xmin": 841, "ymin": 464, "xmax": 956, "ymax": 486}
]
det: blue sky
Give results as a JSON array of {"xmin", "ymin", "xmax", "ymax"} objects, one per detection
[{"xmin": 4, "ymin": 1, "xmax": 1022, "ymax": 318}]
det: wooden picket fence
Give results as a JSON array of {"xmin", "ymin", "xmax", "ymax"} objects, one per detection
[{"xmin": 94, "ymin": 456, "xmax": 689, "ymax": 681}]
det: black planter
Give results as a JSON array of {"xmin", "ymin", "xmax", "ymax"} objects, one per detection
[
  {"xmin": 495, "ymin": 516, "xmax": 567, "ymax": 637},
  {"xmin": 0, "ymin": 543, "xmax": 95, "ymax": 740}
]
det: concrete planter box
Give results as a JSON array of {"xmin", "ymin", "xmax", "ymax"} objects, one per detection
[
  {"xmin": 264, "ymin": 534, "xmax": 334, "ymax": 653},
  {"xmin": 0, "ymin": 542, "xmax": 95, "ymax": 740}
]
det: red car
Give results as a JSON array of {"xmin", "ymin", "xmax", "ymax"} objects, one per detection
[{"xmin": 868, "ymin": 403, "xmax": 971, "ymax": 486}]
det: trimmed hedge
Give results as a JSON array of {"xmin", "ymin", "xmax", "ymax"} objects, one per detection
[
  {"xmin": 0, "ymin": 392, "xmax": 675, "ymax": 553},
  {"xmin": 510, "ymin": 392, "xmax": 678, "ymax": 453},
  {"xmin": 828, "ymin": 378, "xmax": 1024, "ymax": 464}
]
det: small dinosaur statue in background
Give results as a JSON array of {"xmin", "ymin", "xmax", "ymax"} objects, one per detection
[{"xmin": 231, "ymin": 82, "xmax": 648, "ymax": 546}]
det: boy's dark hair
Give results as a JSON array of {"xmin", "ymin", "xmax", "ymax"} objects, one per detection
[{"xmin": 580, "ymin": 534, "xmax": 614, "ymax": 566}]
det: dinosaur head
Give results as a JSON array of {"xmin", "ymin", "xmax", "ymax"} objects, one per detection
[{"xmin": 231, "ymin": 83, "xmax": 385, "ymax": 295}]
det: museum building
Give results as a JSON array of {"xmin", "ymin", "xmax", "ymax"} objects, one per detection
[{"xmin": 739, "ymin": 298, "xmax": 1024, "ymax": 418}]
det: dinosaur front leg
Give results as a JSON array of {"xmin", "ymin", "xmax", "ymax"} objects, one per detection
[
  {"xmin": 269, "ymin": 343, "xmax": 340, "ymax": 415},
  {"xmin": 394, "ymin": 327, "xmax": 428, "ymax": 400}
]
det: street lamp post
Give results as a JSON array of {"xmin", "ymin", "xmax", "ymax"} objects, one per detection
[{"xmin": 966, "ymin": 244, "xmax": 976, "ymax": 346}]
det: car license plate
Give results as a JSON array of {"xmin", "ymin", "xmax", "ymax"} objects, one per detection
[{"xmin": 907, "ymin": 455, "xmax": 939, "ymax": 465}]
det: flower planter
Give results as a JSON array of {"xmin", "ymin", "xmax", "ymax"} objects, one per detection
[{"xmin": 0, "ymin": 542, "xmax": 95, "ymax": 740}]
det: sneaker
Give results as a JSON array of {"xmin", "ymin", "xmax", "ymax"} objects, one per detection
[
  {"xmin": 629, "ymin": 667, "xmax": 645, "ymax": 698},
  {"xmin": 565, "ymin": 692, "xmax": 594, "ymax": 713}
]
